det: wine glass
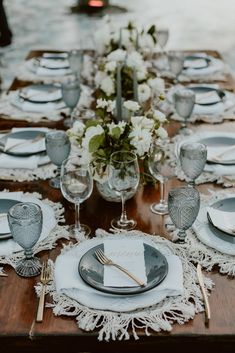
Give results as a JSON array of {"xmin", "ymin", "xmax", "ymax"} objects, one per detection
[
  {"xmin": 168, "ymin": 51, "xmax": 184, "ymax": 83},
  {"xmin": 8, "ymin": 202, "xmax": 42, "ymax": 277},
  {"xmin": 168, "ymin": 186, "xmax": 200, "ymax": 243},
  {"xmin": 62, "ymin": 79, "xmax": 81, "ymax": 128},
  {"xmin": 157, "ymin": 28, "xmax": 169, "ymax": 52},
  {"xmin": 60, "ymin": 156, "xmax": 93, "ymax": 239},
  {"xmin": 68, "ymin": 49, "xmax": 83, "ymax": 79},
  {"xmin": 109, "ymin": 151, "xmax": 140, "ymax": 230},
  {"xmin": 174, "ymin": 88, "xmax": 195, "ymax": 135},
  {"xmin": 45, "ymin": 130, "xmax": 71, "ymax": 189},
  {"xmin": 180, "ymin": 142, "xmax": 207, "ymax": 186},
  {"xmin": 148, "ymin": 141, "xmax": 173, "ymax": 215}
]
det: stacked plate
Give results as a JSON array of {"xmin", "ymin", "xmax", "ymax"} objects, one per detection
[{"xmin": 182, "ymin": 53, "xmax": 224, "ymax": 77}]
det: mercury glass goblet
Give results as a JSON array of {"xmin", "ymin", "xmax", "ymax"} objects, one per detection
[
  {"xmin": 180, "ymin": 142, "xmax": 207, "ymax": 186},
  {"xmin": 46, "ymin": 130, "xmax": 71, "ymax": 189},
  {"xmin": 109, "ymin": 151, "xmax": 140, "ymax": 230},
  {"xmin": 168, "ymin": 186, "xmax": 200, "ymax": 243},
  {"xmin": 68, "ymin": 49, "xmax": 83, "ymax": 79},
  {"xmin": 174, "ymin": 88, "xmax": 195, "ymax": 135},
  {"xmin": 60, "ymin": 156, "xmax": 93, "ymax": 239},
  {"xmin": 8, "ymin": 202, "xmax": 42, "ymax": 277},
  {"xmin": 168, "ymin": 51, "xmax": 184, "ymax": 83},
  {"xmin": 62, "ymin": 79, "xmax": 81, "ymax": 127}
]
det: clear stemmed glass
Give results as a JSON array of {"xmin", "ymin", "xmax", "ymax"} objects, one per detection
[
  {"xmin": 8, "ymin": 202, "xmax": 42, "ymax": 277},
  {"xmin": 168, "ymin": 51, "xmax": 184, "ymax": 84},
  {"xmin": 109, "ymin": 151, "xmax": 140, "ymax": 230},
  {"xmin": 157, "ymin": 28, "xmax": 169, "ymax": 53},
  {"xmin": 60, "ymin": 156, "xmax": 93, "ymax": 239},
  {"xmin": 62, "ymin": 79, "xmax": 81, "ymax": 128},
  {"xmin": 148, "ymin": 142, "xmax": 173, "ymax": 215},
  {"xmin": 45, "ymin": 130, "xmax": 71, "ymax": 189},
  {"xmin": 68, "ymin": 49, "xmax": 83, "ymax": 79},
  {"xmin": 179, "ymin": 142, "xmax": 207, "ymax": 186},
  {"xmin": 174, "ymin": 88, "xmax": 195, "ymax": 135},
  {"xmin": 168, "ymin": 186, "xmax": 200, "ymax": 243}
]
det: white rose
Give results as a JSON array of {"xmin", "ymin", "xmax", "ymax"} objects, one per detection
[
  {"xmin": 129, "ymin": 126, "xmax": 152, "ymax": 157},
  {"xmin": 105, "ymin": 61, "xmax": 117, "ymax": 73},
  {"xmin": 153, "ymin": 109, "xmax": 167, "ymax": 123},
  {"xmin": 96, "ymin": 98, "xmax": 108, "ymax": 109},
  {"xmin": 100, "ymin": 76, "xmax": 115, "ymax": 96},
  {"xmin": 107, "ymin": 49, "xmax": 127, "ymax": 62},
  {"xmin": 95, "ymin": 71, "xmax": 106, "ymax": 86},
  {"xmin": 106, "ymin": 100, "xmax": 116, "ymax": 113},
  {"xmin": 82, "ymin": 125, "xmax": 104, "ymax": 150},
  {"xmin": 123, "ymin": 100, "xmax": 140, "ymax": 112},
  {"xmin": 138, "ymin": 83, "xmax": 151, "ymax": 103},
  {"xmin": 71, "ymin": 120, "xmax": 85, "ymax": 136},
  {"xmin": 131, "ymin": 115, "xmax": 154, "ymax": 130},
  {"xmin": 136, "ymin": 66, "xmax": 148, "ymax": 81},
  {"xmin": 156, "ymin": 126, "xmax": 168, "ymax": 139},
  {"xmin": 147, "ymin": 77, "xmax": 165, "ymax": 96},
  {"xmin": 126, "ymin": 51, "xmax": 144, "ymax": 69}
]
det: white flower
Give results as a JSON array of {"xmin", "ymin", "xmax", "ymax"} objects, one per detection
[
  {"xmin": 71, "ymin": 120, "xmax": 85, "ymax": 136},
  {"xmin": 107, "ymin": 49, "xmax": 127, "ymax": 62},
  {"xmin": 126, "ymin": 51, "xmax": 144, "ymax": 69},
  {"xmin": 80, "ymin": 148, "xmax": 93, "ymax": 164},
  {"xmin": 138, "ymin": 83, "xmax": 151, "ymax": 103},
  {"xmin": 82, "ymin": 125, "xmax": 104, "ymax": 151},
  {"xmin": 108, "ymin": 121, "xmax": 126, "ymax": 135},
  {"xmin": 147, "ymin": 77, "xmax": 165, "ymax": 96},
  {"xmin": 105, "ymin": 61, "xmax": 117, "ymax": 73},
  {"xmin": 131, "ymin": 115, "xmax": 154, "ymax": 130},
  {"xmin": 129, "ymin": 126, "xmax": 152, "ymax": 157},
  {"xmin": 136, "ymin": 66, "xmax": 148, "ymax": 81},
  {"xmin": 96, "ymin": 98, "xmax": 108, "ymax": 109},
  {"xmin": 123, "ymin": 100, "xmax": 140, "ymax": 112},
  {"xmin": 100, "ymin": 76, "xmax": 115, "ymax": 96},
  {"xmin": 106, "ymin": 100, "xmax": 116, "ymax": 113},
  {"xmin": 153, "ymin": 109, "xmax": 167, "ymax": 123},
  {"xmin": 94, "ymin": 71, "xmax": 107, "ymax": 86},
  {"xmin": 156, "ymin": 126, "xmax": 168, "ymax": 139},
  {"xmin": 139, "ymin": 33, "xmax": 155, "ymax": 50}
]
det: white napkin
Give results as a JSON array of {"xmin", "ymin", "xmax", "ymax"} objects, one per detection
[
  {"xmin": 20, "ymin": 86, "xmax": 62, "ymax": 102},
  {"xmin": 10, "ymin": 91, "xmax": 65, "ymax": 113},
  {"xmin": 103, "ymin": 239, "xmax": 147, "ymax": 287},
  {"xmin": 36, "ymin": 64, "xmax": 72, "ymax": 77},
  {"xmin": 42, "ymin": 52, "xmax": 68, "ymax": 59},
  {"xmin": 0, "ymin": 192, "xmax": 57, "ymax": 256},
  {"xmin": 193, "ymin": 91, "xmax": 235, "ymax": 115},
  {"xmin": 54, "ymin": 237, "xmax": 184, "ymax": 312},
  {"xmin": 184, "ymin": 58, "xmax": 208, "ymax": 70},
  {"xmin": 207, "ymin": 144, "xmax": 235, "ymax": 163},
  {"xmin": 207, "ymin": 206, "xmax": 235, "ymax": 235},
  {"xmin": 183, "ymin": 55, "xmax": 224, "ymax": 76},
  {"xmin": 39, "ymin": 58, "xmax": 69, "ymax": 70},
  {"xmin": 4, "ymin": 136, "xmax": 45, "ymax": 154}
]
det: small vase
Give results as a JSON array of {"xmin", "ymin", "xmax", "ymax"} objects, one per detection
[{"xmin": 96, "ymin": 180, "xmax": 136, "ymax": 202}]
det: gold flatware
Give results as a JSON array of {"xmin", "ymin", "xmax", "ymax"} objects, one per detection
[
  {"xmin": 5, "ymin": 133, "xmax": 44, "ymax": 152},
  {"xmin": 95, "ymin": 249, "xmax": 145, "ymax": 287},
  {"xmin": 197, "ymin": 263, "xmax": 211, "ymax": 325},
  {"xmin": 36, "ymin": 261, "xmax": 51, "ymax": 323},
  {"xmin": 0, "ymin": 273, "xmax": 8, "ymax": 277}
]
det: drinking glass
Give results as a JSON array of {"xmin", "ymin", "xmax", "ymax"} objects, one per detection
[
  {"xmin": 68, "ymin": 49, "xmax": 83, "ymax": 79},
  {"xmin": 46, "ymin": 130, "xmax": 71, "ymax": 189},
  {"xmin": 168, "ymin": 186, "xmax": 200, "ymax": 243},
  {"xmin": 109, "ymin": 151, "xmax": 140, "ymax": 230},
  {"xmin": 8, "ymin": 202, "xmax": 42, "ymax": 277},
  {"xmin": 60, "ymin": 156, "xmax": 93, "ymax": 238},
  {"xmin": 157, "ymin": 28, "xmax": 169, "ymax": 52},
  {"xmin": 62, "ymin": 79, "xmax": 81, "ymax": 127},
  {"xmin": 168, "ymin": 51, "xmax": 184, "ymax": 83},
  {"xmin": 180, "ymin": 142, "xmax": 207, "ymax": 186},
  {"xmin": 174, "ymin": 88, "xmax": 195, "ymax": 135},
  {"xmin": 148, "ymin": 142, "xmax": 173, "ymax": 215}
]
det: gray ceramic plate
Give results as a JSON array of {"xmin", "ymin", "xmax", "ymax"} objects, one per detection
[
  {"xmin": 79, "ymin": 243, "xmax": 168, "ymax": 295},
  {"xmin": 207, "ymin": 197, "xmax": 235, "ymax": 243},
  {"xmin": 0, "ymin": 130, "xmax": 46, "ymax": 157},
  {"xmin": 184, "ymin": 55, "xmax": 211, "ymax": 70},
  {"xmin": 198, "ymin": 135, "xmax": 235, "ymax": 165},
  {"xmin": 0, "ymin": 199, "xmax": 21, "ymax": 240},
  {"xmin": 188, "ymin": 86, "xmax": 225, "ymax": 105},
  {"xmin": 19, "ymin": 84, "xmax": 62, "ymax": 103}
]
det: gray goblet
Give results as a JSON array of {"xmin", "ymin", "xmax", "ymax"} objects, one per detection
[
  {"xmin": 46, "ymin": 130, "xmax": 71, "ymax": 189},
  {"xmin": 62, "ymin": 79, "xmax": 81, "ymax": 127},
  {"xmin": 68, "ymin": 49, "xmax": 83, "ymax": 79},
  {"xmin": 168, "ymin": 186, "xmax": 200, "ymax": 243},
  {"xmin": 8, "ymin": 202, "xmax": 42, "ymax": 277},
  {"xmin": 180, "ymin": 142, "xmax": 207, "ymax": 186},
  {"xmin": 174, "ymin": 88, "xmax": 195, "ymax": 135},
  {"xmin": 168, "ymin": 51, "xmax": 184, "ymax": 83}
]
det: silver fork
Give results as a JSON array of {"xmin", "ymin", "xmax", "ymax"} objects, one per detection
[
  {"xmin": 36, "ymin": 261, "xmax": 51, "ymax": 322},
  {"xmin": 95, "ymin": 249, "xmax": 145, "ymax": 287}
]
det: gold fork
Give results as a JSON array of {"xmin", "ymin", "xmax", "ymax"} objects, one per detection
[
  {"xmin": 197, "ymin": 263, "xmax": 211, "ymax": 326},
  {"xmin": 36, "ymin": 261, "xmax": 51, "ymax": 322},
  {"xmin": 95, "ymin": 249, "xmax": 145, "ymax": 287}
]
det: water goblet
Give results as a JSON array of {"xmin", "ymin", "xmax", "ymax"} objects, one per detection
[
  {"xmin": 168, "ymin": 51, "xmax": 184, "ymax": 84},
  {"xmin": 62, "ymin": 78, "xmax": 81, "ymax": 127},
  {"xmin": 46, "ymin": 130, "xmax": 71, "ymax": 189},
  {"xmin": 168, "ymin": 186, "xmax": 200, "ymax": 243},
  {"xmin": 60, "ymin": 156, "xmax": 93, "ymax": 239},
  {"xmin": 68, "ymin": 49, "xmax": 83, "ymax": 79},
  {"xmin": 174, "ymin": 88, "xmax": 195, "ymax": 135},
  {"xmin": 157, "ymin": 28, "xmax": 169, "ymax": 52},
  {"xmin": 148, "ymin": 142, "xmax": 173, "ymax": 215},
  {"xmin": 8, "ymin": 202, "xmax": 42, "ymax": 277},
  {"xmin": 109, "ymin": 151, "xmax": 140, "ymax": 230},
  {"xmin": 180, "ymin": 142, "xmax": 207, "ymax": 186}
]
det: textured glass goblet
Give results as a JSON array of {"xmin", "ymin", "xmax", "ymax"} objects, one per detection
[
  {"xmin": 8, "ymin": 202, "xmax": 42, "ymax": 277},
  {"xmin": 168, "ymin": 51, "xmax": 184, "ymax": 83},
  {"xmin": 158, "ymin": 28, "xmax": 169, "ymax": 52},
  {"xmin": 46, "ymin": 130, "xmax": 71, "ymax": 189},
  {"xmin": 60, "ymin": 156, "xmax": 93, "ymax": 239},
  {"xmin": 68, "ymin": 49, "xmax": 83, "ymax": 78},
  {"xmin": 168, "ymin": 186, "xmax": 200, "ymax": 243},
  {"xmin": 62, "ymin": 79, "xmax": 81, "ymax": 127},
  {"xmin": 109, "ymin": 151, "xmax": 140, "ymax": 230},
  {"xmin": 180, "ymin": 142, "xmax": 207, "ymax": 186},
  {"xmin": 174, "ymin": 88, "xmax": 195, "ymax": 135}
]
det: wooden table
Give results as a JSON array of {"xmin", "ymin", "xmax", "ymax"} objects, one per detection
[{"xmin": 0, "ymin": 51, "xmax": 235, "ymax": 353}]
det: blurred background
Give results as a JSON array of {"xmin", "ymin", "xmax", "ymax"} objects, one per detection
[{"xmin": 1, "ymin": 0, "xmax": 235, "ymax": 89}]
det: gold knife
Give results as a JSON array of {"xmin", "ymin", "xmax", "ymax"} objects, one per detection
[{"xmin": 197, "ymin": 263, "xmax": 211, "ymax": 325}]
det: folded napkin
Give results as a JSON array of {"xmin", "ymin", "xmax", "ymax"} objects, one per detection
[
  {"xmin": 103, "ymin": 239, "xmax": 147, "ymax": 287},
  {"xmin": 0, "ymin": 192, "xmax": 56, "ymax": 256},
  {"xmin": 4, "ymin": 135, "xmax": 45, "ymax": 154},
  {"xmin": 39, "ymin": 58, "xmax": 69, "ymax": 70},
  {"xmin": 42, "ymin": 52, "xmax": 68, "ymax": 59},
  {"xmin": 36, "ymin": 64, "xmax": 72, "ymax": 77},
  {"xmin": 207, "ymin": 144, "xmax": 235, "ymax": 163},
  {"xmin": 20, "ymin": 86, "xmax": 62, "ymax": 102},
  {"xmin": 207, "ymin": 206, "xmax": 235, "ymax": 235},
  {"xmin": 184, "ymin": 57, "xmax": 209, "ymax": 70},
  {"xmin": 54, "ymin": 237, "xmax": 184, "ymax": 312},
  {"xmin": 183, "ymin": 54, "xmax": 224, "ymax": 76}
]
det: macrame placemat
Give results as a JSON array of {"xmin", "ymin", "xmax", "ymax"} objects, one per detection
[
  {"xmin": 35, "ymin": 229, "xmax": 213, "ymax": 341},
  {"xmin": 166, "ymin": 190, "xmax": 235, "ymax": 276},
  {"xmin": 0, "ymin": 191, "xmax": 69, "ymax": 275}
]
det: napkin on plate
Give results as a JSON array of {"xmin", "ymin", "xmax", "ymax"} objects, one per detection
[
  {"xmin": 20, "ymin": 86, "xmax": 62, "ymax": 102},
  {"xmin": 39, "ymin": 58, "xmax": 69, "ymax": 70},
  {"xmin": 207, "ymin": 206, "xmax": 235, "ymax": 235},
  {"xmin": 183, "ymin": 54, "xmax": 224, "ymax": 76},
  {"xmin": 193, "ymin": 91, "xmax": 235, "ymax": 116},
  {"xmin": 36, "ymin": 65, "xmax": 71, "ymax": 77},
  {"xmin": 206, "ymin": 144, "xmax": 235, "ymax": 163},
  {"xmin": 103, "ymin": 239, "xmax": 147, "ymax": 287},
  {"xmin": 184, "ymin": 57, "xmax": 209, "ymax": 70}
]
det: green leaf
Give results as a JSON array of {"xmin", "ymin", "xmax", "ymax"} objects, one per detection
[
  {"xmin": 85, "ymin": 120, "xmax": 101, "ymax": 129},
  {"xmin": 89, "ymin": 134, "xmax": 105, "ymax": 153},
  {"xmin": 111, "ymin": 126, "xmax": 121, "ymax": 139}
]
